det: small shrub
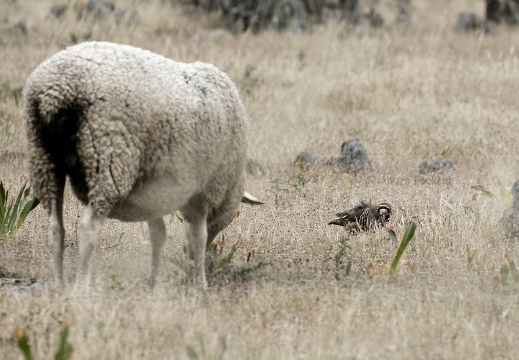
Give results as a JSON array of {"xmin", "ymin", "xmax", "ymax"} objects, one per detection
[
  {"xmin": 1, "ymin": 80, "xmax": 23, "ymax": 105},
  {"xmin": 269, "ymin": 177, "xmax": 288, "ymax": 206},
  {"xmin": 334, "ymin": 236, "xmax": 352, "ymax": 280},
  {"xmin": 239, "ymin": 64, "xmax": 259, "ymax": 97},
  {"xmin": 15, "ymin": 322, "xmax": 73, "ymax": 360},
  {"xmin": 495, "ymin": 254, "xmax": 519, "ymax": 286},
  {"xmin": 0, "ymin": 181, "xmax": 39, "ymax": 239},
  {"xmin": 292, "ymin": 165, "xmax": 308, "ymax": 194}
]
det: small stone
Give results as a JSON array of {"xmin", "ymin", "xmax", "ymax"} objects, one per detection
[
  {"xmin": 432, "ymin": 159, "xmax": 454, "ymax": 172},
  {"xmin": 50, "ymin": 4, "xmax": 67, "ymax": 19},
  {"xmin": 335, "ymin": 138, "xmax": 372, "ymax": 174},
  {"xmin": 294, "ymin": 151, "xmax": 314, "ymax": 166}
]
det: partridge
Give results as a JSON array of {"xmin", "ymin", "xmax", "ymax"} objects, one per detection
[{"xmin": 328, "ymin": 201, "xmax": 392, "ymax": 232}]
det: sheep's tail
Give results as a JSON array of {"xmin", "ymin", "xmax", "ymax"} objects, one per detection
[
  {"xmin": 23, "ymin": 69, "xmax": 81, "ymax": 127},
  {"xmin": 23, "ymin": 73, "xmax": 86, "ymax": 209}
]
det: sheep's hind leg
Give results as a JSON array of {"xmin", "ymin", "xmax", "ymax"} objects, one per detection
[
  {"xmin": 147, "ymin": 217, "xmax": 166, "ymax": 288},
  {"xmin": 184, "ymin": 216, "xmax": 208, "ymax": 289},
  {"xmin": 75, "ymin": 206, "xmax": 105, "ymax": 290},
  {"xmin": 49, "ymin": 198, "xmax": 65, "ymax": 286}
]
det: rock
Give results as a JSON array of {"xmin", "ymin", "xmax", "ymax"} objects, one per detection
[
  {"xmin": 433, "ymin": 159, "xmax": 454, "ymax": 172},
  {"xmin": 367, "ymin": 7, "xmax": 383, "ymax": 28},
  {"xmin": 333, "ymin": 138, "xmax": 372, "ymax": 173},
  {"xmin": 10, "ymin": 20, "xmax": 27, "ymax": 35},
  {"xmin": 486, "ymin": 0, "xmax": 502, "ymax": 22},
  {"xmin": 50, "ymin": 4, "xmax": 68, "ymax": 18},
  {"xmin": 294, "ymin": 151, "xmax": 314, "ymax": 166},
  {"xmin": 419, "ymin": 159, "xmax": 454, "ymax": 174},
  {"xmin": 456, "ymin": 11, "xmax": 493, "ymax": 34},
  {"xmin": 396, "ymin": 6, "xmax": 411, "ymax": 26},
  {"xmin": 456, "ymin": 12, "xmax": 480, "ymax": 32},
  {"xmin": 486, "ymin": 0, "xmax": 519, "ymax": 25},
  {"xmin": 341, "ymin": 0, "xmax": 363, "ymax": 24},
  {"xmin": 0, "ymin": 278, "xmax": 44, "ymax": 292}
]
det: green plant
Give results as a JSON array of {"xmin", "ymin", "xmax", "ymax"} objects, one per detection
[
  {"xmin": 15, "ymin": 326, "xmax": 33, "ymax": 360},
  {"xmin": 15, "ymin": 322, "xmax": 73, "ymax": 360},
  {"xmin": 217, "ymin": 234, "xmax": 241, "ymax": 267},
  {"xmin": 239, "ymin": 64, "xmax": 258, "ymax": 97},
  {"xmin": 0, "ymin": 181, "xmax": 39, "ymax": 238},
  {"xmin": 269, "ymin": 177, "xmax": 288, "ymax": 206},
  {"xmin": 387, "ymin": 218, "xmax": 417, "ymax": 276},
  {"xmin": 493, "ymin": 175, "xmax": 512, "ymax": 199},
  {"xmin": 292, "ymin": 165, "xmax": 308, "ymax": 193},
  {"xmin": 334, "ymin": 236, "xmax": 352, "ymax": 280},
  {"xmin": 495, "ymin": 254, "xmax": 519, "ymax": 286},
  {"xmin": 186, "ymin": 335, "xmax": 227, "ymax": 360},
  {"xmin": 206, "ymin": 212, "xmax": 265, "ymax": 283},
  {"xmin": 1, "ymin": 80, "xmax": 23, "ymax": 105},
  {"xmin": 109, "ymin": 272, "xmax": 124, "ymax": 291},
  {"xmin": 439, "ymin": 145, "xmax": 449, "ymax": 160}
]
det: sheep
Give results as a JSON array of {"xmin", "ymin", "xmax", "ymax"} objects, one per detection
[{"xmin": 23, "ymin": 41, "xmax": 257, "ymax": 289}]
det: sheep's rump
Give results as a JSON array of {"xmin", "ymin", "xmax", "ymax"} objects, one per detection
[{"xmin": 24, "ymin": 41, "xmax": 248, "ymax": 221}]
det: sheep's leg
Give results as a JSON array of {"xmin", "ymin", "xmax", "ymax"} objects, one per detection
[
  {"xmin": 75, "ymin": 206, "xmax": 105, "ymax": 290},
  {"xmin": 49, "ymin": 198, "xmax": 65, "ymax": 286},
  {"xmin": 184, "ymin": 216, "xmax": 208, "ymax": 289},
  {"xmin": 147, "ymin": 217, "xmax": 166, "ymax": 288}
]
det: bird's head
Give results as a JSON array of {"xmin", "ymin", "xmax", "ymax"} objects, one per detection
[{"xmin": 377, "ymin": 203, "xmax": 392, "ymax": 219}]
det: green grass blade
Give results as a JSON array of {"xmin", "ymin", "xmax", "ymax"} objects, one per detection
[
  {"xmin": 15, "ymin": 197, "xmax": 40, "ymax": 233},
  {"xmin": 7, "ymin": 183, "xmax": 25, "ymax": 233},
  {"xmin": 1, "ymin": 200, "xmax": 14, "ymax": 236},
  {"xmin": 389, "ymin": 219, "xmax": 417, "ymax": 276},
  {"xmin": 186, "ymin": 345, "xmax": 199, "ymax": 360},
  {"xmin": 55, "ymin": 322, "xmax": 73, "ymax": 360},
  {"xmin": 387, "ymin": 227, "xmax": 398, "ymax": 246},
  {"xmin": 15, "ymin": 327, "xmax": 34, "ymax": 360},
  {"xmin": 220, "ymin": 240, "xmax": 240, "ymax": 266},
  {"xmin": 0, "ymin": 181, "xmax": 6, "ymax": 219},
  {"xmin": 505, "ymin": 254, "xmax": 519, "ymax": 283}
]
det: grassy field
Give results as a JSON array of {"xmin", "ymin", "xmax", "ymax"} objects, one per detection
[{"xmin": 2, "ymin": 0, "xmax": 519, "ymax": 358}]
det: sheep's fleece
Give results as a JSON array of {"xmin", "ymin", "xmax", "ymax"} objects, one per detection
[{"xmin": 24, "ymin": 41, "xmax": 249, "ymax": 288}]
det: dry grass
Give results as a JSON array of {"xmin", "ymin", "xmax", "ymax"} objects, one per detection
[{"xmin": 1, "ymin": 0, "xmax": 519, "ymax": 358}]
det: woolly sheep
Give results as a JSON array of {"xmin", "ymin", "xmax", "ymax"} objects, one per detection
[{"xmin": 24, "ymin": 41, "xmax": 256, "ymax": 289}]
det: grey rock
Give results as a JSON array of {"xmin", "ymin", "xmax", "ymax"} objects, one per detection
[
  {"xmin": 10, "ymin": 20, "xmax": 27, "ymax": 35},
  {"xmin": 433, "ymin": 159, "xmax": 454, "ymax": 172},
  {"xmin": 396, "ymin": 6, "xmax": 411, "ymax": 26},
  {"xmin": 456, "ymin": 11, "xmax": 493, "ymax": 34},
  {"xmin": 486, "ymin": 0, "xmax": 519, "ymax": 25},
  {"xmin": 0, "ymin": 278, "xmax": 44, "ymax": 292},
  {"xmin": 419, "ymin": 159, "xmax": 454, "ymax": 174},
  {"xmin": 294, "ymin": 150, "xmax": 314, "ymax": 165},
  {"xmin": 367, "ymin": 7, "xmax": 383, "ymax": 28},
  {"xmin": 334, "ymin": 138, "xmax": 372, "ymax": 173},
  {"xmin": 50, "ymin": 4, "xmax": 67, "ymax": 19}
]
